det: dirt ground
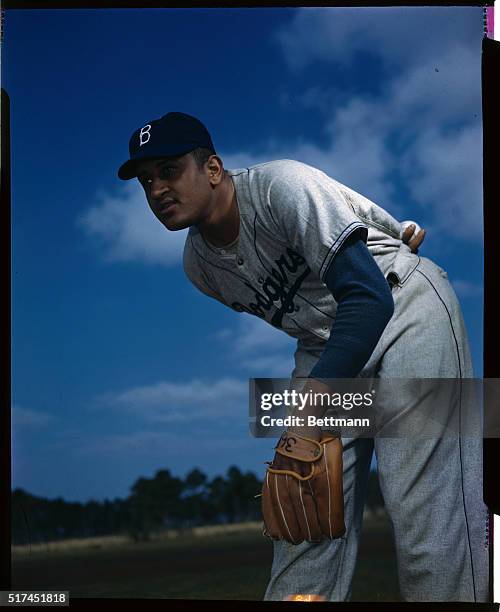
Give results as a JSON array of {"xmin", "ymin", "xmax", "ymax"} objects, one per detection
[{"xmin": 11, "ymin": 515, "xmax": 400, "ymax": 601}]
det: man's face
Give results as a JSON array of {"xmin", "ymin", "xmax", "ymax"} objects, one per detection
[{"xmin": 136, "ymin": 153, "xmax": 214, "ymax": 231}]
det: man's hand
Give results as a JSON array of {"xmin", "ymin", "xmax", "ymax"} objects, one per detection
[
  {"xmin": 401, "ymin": 222, "xmax": 426, "ymax": 254},
  {"xmin": 261, "ymin": 431, "xmax": 345, "ymax": 544}
]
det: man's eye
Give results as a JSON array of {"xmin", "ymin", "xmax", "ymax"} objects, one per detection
[{"xmin": 160, "ymin": 166, "xmax": 176, "ymax": 178}]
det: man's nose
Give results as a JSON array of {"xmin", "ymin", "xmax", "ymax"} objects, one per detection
[{"xmin": 150, "ymin": 178, "xmax": 170, "ymax": 200}]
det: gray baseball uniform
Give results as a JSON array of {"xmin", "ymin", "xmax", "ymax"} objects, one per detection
[{"xmin": 183, "ymin": 159, "xmax": 489, "ymax": 601}]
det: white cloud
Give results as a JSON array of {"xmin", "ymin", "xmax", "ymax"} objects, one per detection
[
  {"xmin": 451, "ymin": 279, "xmax": 483, "ymax": 298},
  {"xmin": 232, "ymin": 315, "xmax": 295, "ymax": 355},
  {"xmin": 215, "ymin": 314, "xmax": 297, "ymax": 377},
  {"xmin": 274, "ymin": 7, "xmax": 481, "ymax": 73},
  {"xmin": 401, "ymin": 124, "xmax": 483, "ymax": 239},
  {"xmin": 268, "ymin": 7, "xmax": 483, "ymax": 239},
  {"xmin": 387, "ymin": 47, "xmax": 480, "ymax": 129},
  {"xmin": 108, "ymin": 377, "xmax": 246, "ymax": 406},
  {"xmin": 99, "ymin": 377, "xmax": 248, "ymax": 423},
  {"xmin": 77, "ymin": 182, "xmax": 187, "ymax": 266},
  {"xmin": 12, "ymin": 405, "xmax": 55, "ymax": 427}
]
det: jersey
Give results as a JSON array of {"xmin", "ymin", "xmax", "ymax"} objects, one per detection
[{"xmin": 183, "ymin": 159, "xmax": 416, "ymax": 377}]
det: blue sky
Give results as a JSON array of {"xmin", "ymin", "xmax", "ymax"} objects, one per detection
[{"xmin": 4, "ymin": 7, "xmax": 484, "ymax": 502}]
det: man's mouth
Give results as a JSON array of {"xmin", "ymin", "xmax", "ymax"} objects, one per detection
[{"xmin": 159, "ymin": 199, "xmax": 177, "ymax": 214}]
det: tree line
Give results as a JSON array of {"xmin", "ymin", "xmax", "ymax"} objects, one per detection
[{"xmin": 11, "ymin": 466, "xmax": 384, "ymax": 545}]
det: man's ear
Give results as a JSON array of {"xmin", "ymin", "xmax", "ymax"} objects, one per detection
[{"xmin": 207, "ymin": 155, "xmax": 225, "ymax": 185}]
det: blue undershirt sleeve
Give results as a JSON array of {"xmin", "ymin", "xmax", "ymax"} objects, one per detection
[{"xmin": 308, "ymin": 233, "xmax": 395, "ymax": 380}]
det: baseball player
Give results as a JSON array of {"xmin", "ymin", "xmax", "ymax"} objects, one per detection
[{"xmin": 118, "ymin": 112, "xmax": 489, "ymax": 602}]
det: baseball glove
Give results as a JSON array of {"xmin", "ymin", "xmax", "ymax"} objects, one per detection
[{"xmin": 261, "ymin": 431, "xmax": 345, "ymax": 544}]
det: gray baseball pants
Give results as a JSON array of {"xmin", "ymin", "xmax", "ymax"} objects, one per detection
[{"xmin": 264, "ymin": 250, "xmax": 490, "ymax": 602}]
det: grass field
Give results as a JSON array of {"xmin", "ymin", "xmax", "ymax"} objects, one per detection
[{"xmin": 11, "ymin": 515, "xmax": 401, "ymax": 601}]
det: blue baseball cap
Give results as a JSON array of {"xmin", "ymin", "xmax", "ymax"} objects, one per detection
[{"xmin": 118, "ymin": 111, "xmax": 216, "ymax": 180}]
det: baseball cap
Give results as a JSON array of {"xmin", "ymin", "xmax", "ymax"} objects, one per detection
[{"xmin": 118, "ymin": 111, "xmax": 216, "ymax": 180}]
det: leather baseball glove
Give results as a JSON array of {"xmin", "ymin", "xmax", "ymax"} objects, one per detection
[{"xmin": 261, "ymin": 431, "xmax": 345, "ymax": 544}]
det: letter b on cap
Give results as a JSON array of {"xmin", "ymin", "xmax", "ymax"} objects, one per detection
[{"xmin": 139, "ymin": 124, "xmax": 152, "ymax": 146}]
